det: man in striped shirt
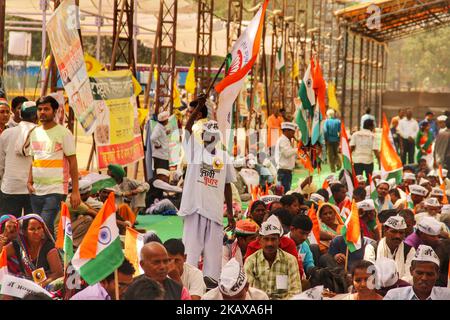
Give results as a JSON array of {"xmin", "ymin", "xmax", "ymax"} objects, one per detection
[{"xmin": 27, "ymin": 95, "xmax": 80, "ymax": 234}]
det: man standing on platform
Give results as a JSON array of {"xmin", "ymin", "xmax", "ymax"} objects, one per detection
[
  {"xmin": 323, "ymin": 109, "xmax": 341, "ymax": 173},
  {"xmin": 398, "ymin": 109, "xmax": 419, "ymax": 165},
  {"xmin": 275, "ymin": 122, "xmax": 298, "ymax": 193},
  {"xmin": 178, "ymin": 95, "xmax": 236, "ymax": 284},
  {"xmin": 151, "ymin": 110, "xmax": 170, "ymax": 174}
]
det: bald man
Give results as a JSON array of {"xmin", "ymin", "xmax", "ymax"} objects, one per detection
[{"xmin": 139, "ymin": 242, "xmax": 191, "ymax": 300}]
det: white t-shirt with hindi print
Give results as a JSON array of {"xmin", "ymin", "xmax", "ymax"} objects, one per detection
[{"xmin": 178, "ymin": 131, "xmax": 236, "ymax": 225}]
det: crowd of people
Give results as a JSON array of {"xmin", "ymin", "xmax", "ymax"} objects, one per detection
[{"xmin": 0, "ymin": 92, "xmax": 449, "ymax": 301}]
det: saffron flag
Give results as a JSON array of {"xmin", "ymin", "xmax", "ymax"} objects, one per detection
[
  {"xmin": 55, "ymin": 202, "xmax": 74, "ymax": 266},
  {"xmin": 124, "ymin": 227, "xmax": 144, "ymax": 277},
  {"xmin": 185, "ymin": 59, "xmax": 196, "ymax": 95},
  {"xmin": 341, "ymin": 200, "xmax": 362, "ymax": 253},
  {"xmin": 298, "ymin": 146, "xmax": 314, "ymax": 173},
  {"xmin": 380, "ymin": 113, "xmax": 403, "ymax": 184},
  {"xmin": 327, "ymin": 81, "xmax": 340, "ymax": 113},
  {"xmin": 71, "ymin": 193, "xmax": 124, "ymax": 285},
  {"xmin": 340, "ymin": 198, "xmax": 352, "ymax": 221},
  {"xmin": 0, "ymin": 247, "xmax": 7, "ymax": 284},
  {"xmin": 307, "ymin": 205, "xmax": 320, "ymax": 245},
  {"xmin": 215, "ymin": 0, "xmax": 268, "ymax": 141},
  {"xmin": 340, "ymin": 120, "xmax": 354, "ymax": 196},
  {"xmin": 313, "ymin": 59, "xmax": 326, "ymax": 118},
  {"xmin": 299, "ymin": 61, "xmax": 315, "ymax": 113}
]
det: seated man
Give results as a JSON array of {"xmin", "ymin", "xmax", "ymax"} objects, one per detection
[
  {"xmin": 223, "ymin": 219, "xmax": 259, "ymax": 267},
  {"xmin": 164, "ymin": 238, "xmax": 206, "ymax": 300},
  {"xmin": 202, "ymin": 258, "xmax": 269, "ymax": 300},
  {"xmin": 286, "ymin": 214, "xmax": 315, "ymax": 275},
  {"xmin": 405, "ymin": 217, "xmax": 441, "ymax": 250},
  {"xmin": 107, "ymin": 163, "xmax": 150, "ymax": 218},
  {"xmin": 357, "ymin": 199, "xmax": 380, "ymax": 241},
  {"xmin": 146, "ymin": 168, "xmax": 182, "ymax": 215},
  {"xmin": 244, "ymin": 215, "xmax": 301, "ymax": 300},
  {"xmin": 384, "ymin": 245, "xmax": 450, "ymax": 300}
]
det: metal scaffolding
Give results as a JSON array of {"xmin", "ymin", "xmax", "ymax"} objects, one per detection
[
  {"xmin": 196, "ymin": 0, "xmax": 214, "ymax": 94},
  {"xmin": 111, "ymin": 0, "xmax": 136, "ymax": 74},
  {"xmin": 154, "ymin": 0, "xmax": 178, "ymax": 114}
]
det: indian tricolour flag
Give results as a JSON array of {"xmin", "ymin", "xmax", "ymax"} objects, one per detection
[
  {"xmin": 215, "ymin": 0, "xmax": 268, "ymax": 143},
  {"xmin": 55, "ymin": 202, "xmax": 74, "ymax": 267},
  {"xmin": 380, "ymin": 113, "xmax": 403, "ymax": 184},
  {"xmin": 275, "ymin": 45, "xmax": 285, "ymax": 71},
  {"xmin": 322, "ymin": 180, "xmax": 335, "ymax": 204},
  {"xmin": 438, "ymin": 165, "xmax": 449, "ymax": 204},
  {"xmin": 0, "ymin": 247, "xmax": 7, "ymax": 284},
  {"xmin": 340, "ymin": 120, "xmax": 355, "ymax": 196},
  {"xmin": 341, "ymin": 200, "xmax": 362, "ymax": 253},
  {"xmin": 299, "ymin": 60, "xmax": 315, "ymax": 113},
  {"xmin": 72, "ymin": 193, "xmax": 124, "ymax": 285}
]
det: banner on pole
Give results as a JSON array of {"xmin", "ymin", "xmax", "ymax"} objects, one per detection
[
  {"xmin": 46, "ymin": 0, "xmax": 97, "ymax": 134},
  {"xmin": 90, "ymin": 70, "xmax": 144, "ymax": 170}
]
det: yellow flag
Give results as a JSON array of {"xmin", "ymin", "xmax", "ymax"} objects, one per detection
[
  {"xmin": 137, "ymin": 108, "xmax": 149, "ymax": 126},
  {"xmin": 185, "ymin": 59, "xmax": 196, "ymax": 95},
  {"xmin": 84, "ymin": 53, "xmax": 104, "ymax": 76},
  {"xmin": 132, "ymin": 75, "xmax": 142, "ymax": 96},
  {"xmin": 153, "ymin": 67, "xmax": 158, "ymax": 84},
  {"xmin": 291, "ymin": 60, "xmax": 299, "ymax": 79},
  {"xmin": 173, "ymin": 77, "xmax": 182, "ymax": 108},
  {"xmin": 327, "ymin": 81, "xmax": 340, "ymax": 112}
]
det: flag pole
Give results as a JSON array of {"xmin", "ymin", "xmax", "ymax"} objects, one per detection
[
  {"xmin": 204, "ymin": 58, "xmax": 227, "ymax": 97},
  {"xmin": 344, "ymin": 246, "xmax": 349, "ymax": 273},
  {"xmin": 114, "ymin": 269, "xmax": 119, "ymax": 300}
]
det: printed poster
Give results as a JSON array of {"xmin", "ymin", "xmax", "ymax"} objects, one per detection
[
  {"xmin": 46, "ymin": 0, "xmax": 97, "ymax": 133},
  {"xmin": 90, "ymin": 70, "xmax": 144, "ymax": 169}
]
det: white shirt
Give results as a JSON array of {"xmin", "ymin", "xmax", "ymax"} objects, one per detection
[
  {"xmin": 181, "ymin": 263, "xmax": 206, "ymax": 298},
  {"xmin": 364, "ymin": 240, "xmax": 415, "ymax": 283},
  {"xmin": 202, "ymin": 287, "xmax": 269, "ymax": 300},
  {"xmin": 349, "ymin": 129, "xmax": 378, "ymax": 164},
  {"xmin": 152, "ymin": 179, "xmax": 182, "ymax": 193},
  {"xmin": 275, "ymin": 134, "xmax": 297, "ymax": 170},
  {"xmin": 0, "ymin": 121, "xmax": 36, "ymax": 194},
  {"xmin": 178, "ymin": 131, "xmax": 236, "ymax": 224},
  {"xmin": 151, "ymin": 122, "xmax": 170, "ymax": 160},
  {"xmin": 398, "ymin": 118, "xmax": 419, "ymax": 140},
  {"xmin": 384, "ymin": 286, "xmax": 450, "ymax": 300}
]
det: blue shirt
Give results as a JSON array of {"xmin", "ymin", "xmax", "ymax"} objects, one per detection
[
  {"xmin": 323, "ymin": 118, "xmax": 341, "ymax": 142},
  {"xmin": 287, "ymin": 233, "xmax": 315, "ymax": 271},
  {"xmin": 298, "ymin": 242, "xmax": 315, "ymax": 271}
]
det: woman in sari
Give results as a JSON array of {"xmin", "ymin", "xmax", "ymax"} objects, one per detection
[
  {"xmin": 317, "ymin": 203, "xmax": 345, "ymax": 254},
  {"xmin": 0, "ymin": 215, "xmax": 19, "ymax": 249},
  {"xmin": 3, "ymin": 214, "xmax": 63, "ymax": 287},
  {"xmin": 416, "ymin": 121, "xmax": 433, "ymax": 169}
]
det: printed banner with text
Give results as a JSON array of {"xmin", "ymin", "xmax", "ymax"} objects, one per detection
[
  {"xmin": 90, "ymin": 70, "xmax": 144, "ymax": 169},
  {"xmin": 46, "ymin": 0, "xmax": 97, "ymax": 134}
]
